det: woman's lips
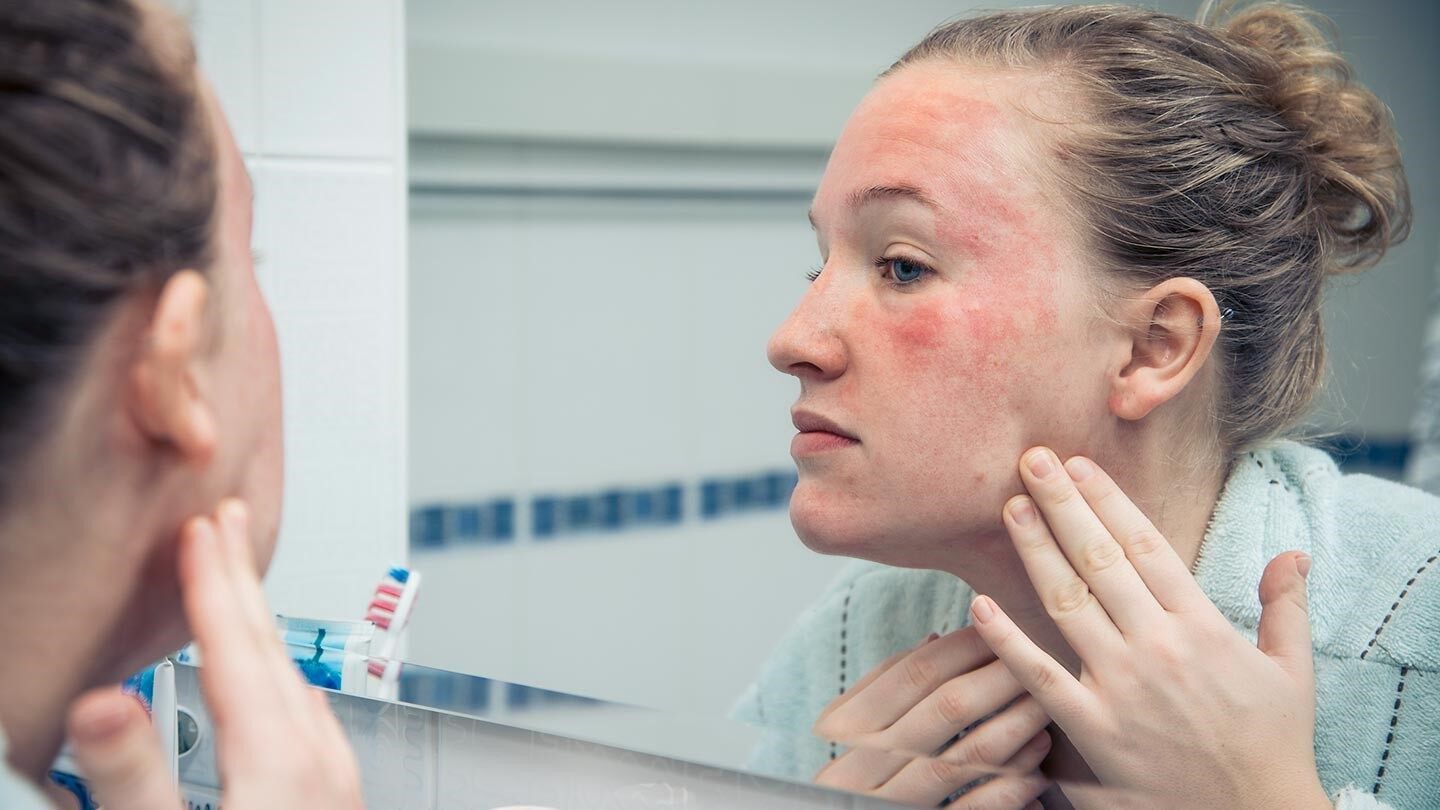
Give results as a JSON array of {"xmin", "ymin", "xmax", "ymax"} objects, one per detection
[
  {"xmin": 791, "ymin": 430, "xmax": 861, "ymax": 456},
  {"xmin": 790, "ymin": 409, "xmax": 860, "ymax": 456}
]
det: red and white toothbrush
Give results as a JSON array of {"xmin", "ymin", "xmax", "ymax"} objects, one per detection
[{"xmin": 364, "ymin": 566, "xmax": 421, "ymax": 699}]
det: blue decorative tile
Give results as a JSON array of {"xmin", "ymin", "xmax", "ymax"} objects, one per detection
[
  {"xmin": 412, "ymin": 468, "xmax": 797, "ymax": 550},
  {"xmin": 565, "ymin": 495, "xmax": 593, "ymax": 531},
  {"xmin": 700, "ymin": 480, "xmax": 722, "ymax": 519},
  {"xmin": 734, "ymin": 477, "xmax": 756, "ymax": 509},
  {"xmin": 660, "ymin": 484, "xmax": 683, "ymax": 523},
  {"xmin": 532, "ymin": 497, "xmax": 557, "ymax": 539},
  {"xmin": 631, "ymin": 489, "xmax": 655, "ymax": 521},
  {"xmin": 492, "ymin": 499, "xmax": 514, "ymax": 540},
  {"xmin": 1320, "ymin": 436, "xmax": 1412, "ymax": 474},
  {"xmin": 455, "ymin": 505, "xmax": 482, "ymax": 539},
  {"xmin": 599, "ymin": 490, "xmax": 623, "ymax": 530},
  {"xmin": 414, "ymin": 506, "xmax": 445, "ymax": 548},
  {"xmin": 505, "ymin": 682, "xmax": 531, "ymax": 709}
]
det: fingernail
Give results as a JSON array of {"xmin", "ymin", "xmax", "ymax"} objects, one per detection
[
  {"xmin": 71, "ymin": 696, "xmax": 137, "ymax": 744},
  {"xmin": 1296, "ymin": 553, "xmax": 1312, "ymax": 578},
  {"xmin": 1026, "ymin": 449, "xmax": 1056, "ymax": 479},
  {"xmin": 221, "ymin": 499, "xmax": 249, "ymax": 529},
  {"xmin": 189, "ymin": 517, "xmax": 215, "ymax": 543},
  {"xmin": 1065, "ymin": 457, "xmax": 1096, "ymax": 481},
  {"xmin": 971, "ymin": 595, "xmax": 996, "ymax": 624},
  {"xmin": 1033, "ymin": 730, "xmax": 1052, "ymax": 753},
  {"xmin": 1009, "ymin": 497, "xmax": 1037, "ymax": 526}
]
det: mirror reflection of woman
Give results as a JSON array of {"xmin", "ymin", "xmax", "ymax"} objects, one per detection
[
  {"xmin": 737, "ymin": 3, "xmax": 1435, "ymax": 808},
  {"xmin": 0, "ymin": 1, "xmax": 362, "ymax": 806}
]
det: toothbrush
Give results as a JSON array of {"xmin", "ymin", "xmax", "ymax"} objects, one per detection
[{"xmin": 364, "ymin": 566, "xmax": 421, "ymax": 699}]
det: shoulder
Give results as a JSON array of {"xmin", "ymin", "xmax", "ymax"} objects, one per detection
[
  {"xmin": 1275, "ymin": 442, "xmax": 1440, "ymax": 670},
  {"xmin": 799, "ymin": 559, "xmax": 975, "ymax": 654},
  {"xmin": 1335, "ymin": 478, "xmax": 1440, "ymax": 670},
  {"xmin": 734, "ymin": 560, "xmax": 971, "ymax": 725},
  {"xmin": 732, "ymin": 560, "xmax": 972, "ymax": 779}
]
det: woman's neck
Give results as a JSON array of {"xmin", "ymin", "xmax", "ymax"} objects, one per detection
[{"xmin": 937, "ymin": 442, "xmax": 1230, "ymax": 788}]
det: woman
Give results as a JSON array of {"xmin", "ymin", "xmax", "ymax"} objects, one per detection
[
  {"xmin": 737, "ymin": 2, "xmax": 1434, "ymax": 808},
  {"xmin": 0, "ymin": 1, "xmax": 361, "ymax": 806}
]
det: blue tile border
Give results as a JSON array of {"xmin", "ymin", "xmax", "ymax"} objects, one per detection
[
  {"xmin": 1319, "ymin": 435, "xmax": 1412, "ymax": 474},
  {"xmin": 699, "ymin": 470, "xmax": 797, "ymax": 520},
  {"xmin": 410, "ymin": 472, "xmax": 789, "ymax": 549},
  {"xmin": 410, "ymin": 498, "xmax": 515, "ymax": 549},
  {"xmin": 399, "ymin": 668, "xmax": 603, "ymax": 712},
  {"xmin": 532, "ymin": 482, "xmax": 684, "ymax": 540},
  {"xmin": 408, "ymin": 437, "xmax": 1409, "ymax": 550}
]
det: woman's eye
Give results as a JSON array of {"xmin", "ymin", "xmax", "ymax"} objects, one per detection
[{"xmin": 881, "ymin": 257, "xmax": 930, "ymax": 284}]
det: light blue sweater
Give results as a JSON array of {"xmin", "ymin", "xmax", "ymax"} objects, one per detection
[{"xmin": 734, "ymin": 442, "xmax": 1439, "ymax": 808}]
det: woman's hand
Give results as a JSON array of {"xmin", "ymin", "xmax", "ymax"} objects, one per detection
[
  {"xmin": 66, "ymin": 499, "xmax": 364, "ymax": 810},
  {"xmin": 812, "ymin": 626, "xmax": 1052, "ymax": 809},
  {"xmin": 968, "ymin": 448, "xmax": 1330, "ymax": 810}
]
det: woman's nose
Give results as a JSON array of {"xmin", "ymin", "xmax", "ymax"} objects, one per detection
[{"xmin": 767, "ymin": 276, "xmax": 847, "ymax": 382}]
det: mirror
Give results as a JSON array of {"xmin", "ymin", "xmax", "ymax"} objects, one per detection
[{"xmin": 402, "ymin": 1, "xmax": 1434, "ymax": 807}]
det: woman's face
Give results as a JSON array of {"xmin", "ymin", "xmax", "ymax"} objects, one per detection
[
  {"xmin": 768, "ymin": 63, "xmax": 1118, "ymax": 566},
  {"xmin": 199, "ymin": 80, "xmax": 284, "ymax": 574}
]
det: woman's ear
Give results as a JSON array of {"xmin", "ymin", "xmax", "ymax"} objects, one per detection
[
  {"xmin": 1108, "ymin": 277, "xmax": 1222, "ymax": 421},
  {"xmin": 126, "ymin": 270, "xmax": 217, "ymax": 467}
]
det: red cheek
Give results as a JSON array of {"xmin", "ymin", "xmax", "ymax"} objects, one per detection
[{"xmin": 890, "ymin": 301, "xmax": 946, "ymax": 351}]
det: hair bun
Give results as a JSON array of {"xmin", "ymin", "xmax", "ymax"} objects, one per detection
[{"xmin": 1209, "ymin": 1, "xmax": 1410, "ymax": 274}]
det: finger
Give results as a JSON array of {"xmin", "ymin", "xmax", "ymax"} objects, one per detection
[
  {"xmin": 67, "ymin": 688, "xmax": 181, "ymax": 810},
  {"xmin": 213, "ymin": 501, "xmax": 314, "ymax": 720},
  {"xmin": 945, "ymin": 733, "xmax": 1052, "ymax": 810},
  {"xmin": 308, "ymin": 685, "xmax": 353, "ymax": 748},
  {"xmin": 969, "ymin": 595, "xmax": 1092, "ymax": 731},
  {"xmin": 1060, "ymin": 455, "xmax": 1210, "ymax": 613},
  {"xmin": 817, "ymin": 636, "xmax": 931, "ymax": 727},
  {"xmin": 1002, "ymin": 729, "xmax": 1052, "ymax": 776},
  {"xmin": 881, "ymin": 730, "xmax": 1051, "ymax": 809},
  {"xmin": 938, "ymin": 695, "xmax": 1051, "ymax": 770},
  {"xmin": 880, "ymin": 658, "xmax": 1025, "ymax": 756},
  {"xmin": 817, "ymin": 626, "xmax": 994, "ymax": 741},
  {"xmin": 1003, "ymin": 493, "xmax": 1122, "ymax": 664},
  {"xmin": 215, "ymin": 501, "xmax": 296, "ymax": 680},
  {"xmin": 814, "ymin": 745, "xmax": 911, "ymax": 791},
  {"xmin": 215, "ymin": 500, "xmax": 277, "ymax": 639},
  {"xmin": 1017, "ymin": 449, "xmax": 1162, "ymax": 633},
  {"xmin": 1257, "ymin": 551, "xmax": 1314, "ymax": 687},
  {"xmin": 178, "ymin": 515, "xmax": 277, "ymax": 732}
]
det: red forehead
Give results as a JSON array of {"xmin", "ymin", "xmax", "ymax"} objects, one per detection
[{"xmin": 815, "ymin": 67, "xmax": 1047, "ymax": 238}]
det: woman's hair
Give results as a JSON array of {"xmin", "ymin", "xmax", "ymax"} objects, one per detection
[
  {"xmin": 888, "ymin": 2, "xmax": 1411, "ymax": 453},
  {"xmin": 0, "ymin": 0, "xmax": 216, "ymax": 498}
]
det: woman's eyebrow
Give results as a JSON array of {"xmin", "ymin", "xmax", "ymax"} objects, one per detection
[
  {"xmin": 848, "ymin": 184, "xmax": 940, "ymax": 212},
  {"xmin": 809, "ymin": 184, "xmax": 940, "ymax": 230}
]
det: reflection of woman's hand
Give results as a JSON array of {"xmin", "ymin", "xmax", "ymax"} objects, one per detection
[
  {"xmin": 812, "ymin": 626, "xmax": 1052, "ymax": 808},
  {"xmin": 969, "ymin": 448, "xmax": 1330, "ymax": 809},
  {"xmin": 67, "ymin": 500, "xmax": 364, "ymax": 810}
]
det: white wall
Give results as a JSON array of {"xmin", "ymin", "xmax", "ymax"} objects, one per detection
[
  {"xmin": 186, "ymin": 1, "xmax": 410, "ymax": 618},
  {"xmin": 404, "ymin": 0, "xmax": 1438, "ymax": 730}
]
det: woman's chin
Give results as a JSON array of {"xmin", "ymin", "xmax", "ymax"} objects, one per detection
[{"xmin": 789, "ymin": 487, "xmax": 883, "ymax": 557}]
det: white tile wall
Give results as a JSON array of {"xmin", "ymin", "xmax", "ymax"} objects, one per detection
[
  {"xmin": 258, "ymin": 1, "xmax": 402, "ymax": 159},
  {"xmin": 407, "ymin": 191, "xmax": 847, "ymax": 725},
  {"xmin": 189, "ymin": 0, "xmax": 409, "ymax": 618},
  {"xmin": 187, "ymin": 0, "xmax": 259, "ymax": 152}
]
